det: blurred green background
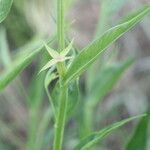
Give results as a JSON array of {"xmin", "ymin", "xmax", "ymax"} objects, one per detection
[{"xmin": 0, "ymin": 0, "xmax": 150, "ymax": 149}]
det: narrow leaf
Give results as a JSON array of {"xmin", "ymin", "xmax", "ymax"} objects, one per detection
[
  {"xmin": 44, "ymin": 43, "xmax": 59, "ymax": 58},
  {"xmin": 0, "ymin": 38, "xmax": 54, "ymax": 91},
  {"xmin": 82, "ymin": 59, "xmax": 134, "ymax": 136},
  {"xmin": 63, "ymin": 5, "xmax": 150, "ymax": 85},
  {"xmin": 0, "ymin": 47, "xmax": 42, "ymax": 90},
  {"xmin": 61, "ymin": 39, "xmax": 74, "ymax": 56},
  {"xmin": 0, "ymin": 0, "xmax": 13, "ymax": 23},
  {"xmin": 35, "ymin": 108, "xmax": 52, "ymax": 150},
  {"xmin": 0, "ymin": 26, "xmax": 11, "ymax": 68},
  {"xmin": 89, "ymin": 58, "xmax": 134, "ymax": 104},
  {"xmin": 44, "ymin": 68, "xmax": 58, "ymax": 119},
  {"xmin": 51, "ymin": 80, "xmax": 79, "ymax": 119},
  {"xmin": 74, "ymin": 114, "xmax": 146, "ymax": 150},
  {"xmin": 125, "ymin": 108, "xmax": 150, "ymax": 150},
  {"xmin": 28, "ymin": 54, "xmax": 48, "ymax": 108},
  {"xmin": 95, "ymin": 0, "xmax": 126, "ymax": 37}
]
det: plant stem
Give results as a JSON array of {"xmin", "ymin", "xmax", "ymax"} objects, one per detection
[
  {"xmin": 53, "ymin": 85, "xmax": 68, "ymax": 150},
  {"xmin": 57, "ymin": 0, "xmax": 65, "ymax": 51},
  {"xmin": 56, "ymin": 0, "xmax": 66, "ymax": 76},
  {"xmin": 53, "ymin": 0, "xmax": 68, "ymax": 150}
]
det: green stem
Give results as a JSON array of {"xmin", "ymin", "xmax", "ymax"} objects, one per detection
[
  {"xmin": 53, "ymin": 85, "xmax": 68, "ymax": 150},
  {"xmin": 53, "ymin": 0, "xmax": 68, "ymax": 150},
  {"xmin": 56, "ymin": 0, "xmax": 66, "ymax": 77},
  {"xmin": 57, "ymin": 0, "xmax": 65, "ymax": 51}
]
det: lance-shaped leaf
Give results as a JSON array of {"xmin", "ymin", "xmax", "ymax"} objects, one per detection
[
  {"xmin": 45, "ymin": 69, "xmax": 79, "ymax": 120},
  {"xmin": 0, "ymin": 0, "xmax": 13, "ymax": 23},
  {"xmin": 63, "ymin": 5, "xmax": 150, "ymax": 85},
  {"xmin": 51, "ymin": 79, "xmax": 79, "ymax": 120},
  {"xmin": 82, "ymin": 59, "xmax": 134, "ymax": 136},
  {"xmin": 0, "ymin": 38, "xmax": 55, "ymax": 91},
  {"xmin": 74, "ymin": 114, "xmax": 146, "ymax": 150},
  {"xmin": 44, "ymin": 43, "xmax": 59, "ymax": 58},
  {"xmin": 35, "ymin": 108, "xmax": 53, "ymax": 150},
  {"xmin": 61, "ymin": 39, "xmax": 74, "ymax": 56},
  {"xmin": 0, "ymin": 47, "xmax": 42, "ymax": 91},
  {"xmin": 0, "ymin": 26, "xmax": 11, "ymax": 68},
  {"xmin": 89, "ymin": 58, "xmax": 134, "ymax": 104},
  {"xmin": 125, "ymin": 108, "xmax": 150, "ymax": 150},
  {"xmin": 44, "ymin": 68, "xmax": 58, "ymax": 119}
]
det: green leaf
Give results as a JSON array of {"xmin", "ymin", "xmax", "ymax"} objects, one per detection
[
  {"xmin": 51, "ymin": 80, "xmax": 79, "ymax": 119},
  {"xmin": 0, "ymin": 47, "xmax": 42, "ymax": 91},
  {"xmin": 0, "ymin": 0, "xmax": 13, "ymax": 23},
  {"xmin": 0, "ymin": 26, "xmax": 11, "ymax": 68},
  {"xmin": 28, "ymin": 54, "xmax": 48, "ymax": 108},
  {"xmin": 81, "ymin": 59, "xmax": 134, "ymax": 137},
  {"xmin": 63, "ymin": 5, "xmax": 150, "ymax": 85},
  {"xmin": 89, "ymin": 58, "xmax": 134, "ymax": 104},
  {"xmin": 74, "ymin": 114, "xmax": 146, "ymax": 150},
  {"xmin": 66, "ymin": 79, "xmax": 79, "ymax": 118},
  {"xmin": 44, "ymin": 67, "xmax": 58, "ymax": 119},
  {"xmin": 0, "ymin": 38, "xmax": 54, "ymax": 91},
  {"xmin": 60, "ymin": 39, "xmax": 74, "ymax": 56},
  {"xmin": 125, "ymin": 109, "xmax": 150, "ymax": 150},
  {"xmin": 35, "ymin": 108, "xmax": 53, "ymax": 150},
  {"xmin": 95, "ymin": 0, "xmax": 126, "ymax": 37},
  {"xmin": 106, "ymin": 0, "xmax": 127, "ymax": 14},
  {"xmin": 44, "ymin": 43, "xmax": 59, "ymax": 58}
]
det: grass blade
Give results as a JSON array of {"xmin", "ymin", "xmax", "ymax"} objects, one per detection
[
  {"xmin": 45, "ymin": 68, "xmax": 58, "ymax": 119},
  {"xmin": 95, "ymin": 0, "xmax": 126, "ymax": 37},
  {"xmin": 63, "ymin": 4, "xmax": 150, "ymax": 85},
  {"xmin": 0, "ymin": 26, "xmax": 11, "ymax": 68},
  {"xmin": 0, "ymin": 0, "xmax": 13, "ymax": 23},
  {"xmin": 89, "ymin": 58, "xmax": 134, "ymax": 103},
  {"xmin": 35, "ymin": 108, "xmax": 52, "ymax": 150},
  {"xmin": 82, "ymin": 59, "xmax": 134, "ymax": 135},
  {"xmin": 74, "ymin": 114, "xmax": 146, "ymax": 150},
  {"xmin": 0, "ymin": 46, "xmax": 42, "ymax": 90},
  {"xmin": 125, "ymin": 109, "xmax": 150, "ymax": 150},
  {"xmin": 0, "ymin": 38, "xmax": 54, "ymax": 91}
]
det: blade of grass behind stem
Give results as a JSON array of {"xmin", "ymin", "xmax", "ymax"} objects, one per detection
[
  {"xmin": 0, "ymin": 25, "xmax": 32, "ymax": 109},
  {"xmin": 26, "ymin": 52, "xmax": 48, "ymax": 150},
  {"xmin": 81, "ymin": 59, "xmax": 134, "ymax": 137},
  {"xmin": 35, "ymin": 108, "xmax": 53, "ymax": 150},
  {"xmin": 88, "ymin": 0, "xmax": 127, "ymax": 89}
]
